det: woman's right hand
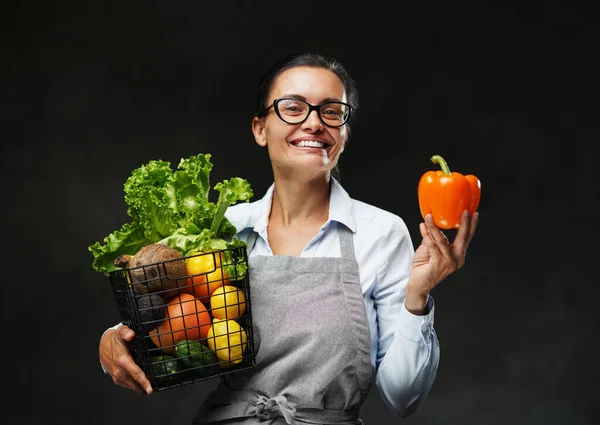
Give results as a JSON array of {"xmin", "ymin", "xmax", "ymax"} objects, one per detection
[{"xmin": 99, "ymin": 325, "xmax": 153, "ymax": 395}]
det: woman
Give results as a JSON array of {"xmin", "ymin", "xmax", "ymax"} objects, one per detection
[{"xmin": 99, "ymin": 52, "xmax": 479, "ymax": 424}]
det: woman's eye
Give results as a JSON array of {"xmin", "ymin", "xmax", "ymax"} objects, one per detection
[
  {"xmin": 322, "ymin": 107, "xmax": 341, "ymax": 117},
  {"xmin": 280, "ymin": 101, "xmax": 305, "ymax": 114}
]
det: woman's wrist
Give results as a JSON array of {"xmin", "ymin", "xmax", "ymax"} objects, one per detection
[{"xmin": 404, "ymin": 286, "xmax": 430, "ymax": 315}]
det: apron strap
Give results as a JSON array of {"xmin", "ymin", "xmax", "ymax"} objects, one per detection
[
  {"xmin": 338, "ymin": 224, "xmax": 356, "ymax": 260},
  {"xmin": 198, "ymin": 389, "xmax": 361, "ymax": 424}
]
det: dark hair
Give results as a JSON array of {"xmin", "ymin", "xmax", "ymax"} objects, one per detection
[{"xmin": 254, "ymin": 53, "xmax": 359, "ymax": 181}]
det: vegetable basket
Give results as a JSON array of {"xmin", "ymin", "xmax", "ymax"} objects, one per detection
[{"xmin": 108, "ymin": 247, "xmax": 256, "ymax": 391}]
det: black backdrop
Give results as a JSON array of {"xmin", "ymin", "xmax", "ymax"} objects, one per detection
[{"xmin": 4, "ymin": 1, "xmax": 599, "ymax": 424}]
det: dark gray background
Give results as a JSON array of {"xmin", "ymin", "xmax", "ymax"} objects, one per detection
[{"xmin": 4, "ymin": 1, "xmax": 599, "ymax": 424}]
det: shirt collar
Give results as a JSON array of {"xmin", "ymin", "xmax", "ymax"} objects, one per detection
[
  {"xmin": 328, "ymin": 177, "xmax": 357, "ymax": 233},
  {"xmin": 250, "ymin": 177, "xmax": 356, "ymax": 234}
]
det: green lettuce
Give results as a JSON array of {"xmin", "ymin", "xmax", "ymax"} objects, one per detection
[{"xmin": 88, "ymin": 153, "xmax": 253, "ymax": 276}]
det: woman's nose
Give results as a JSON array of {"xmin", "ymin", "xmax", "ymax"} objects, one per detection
[{"xmin": 302, "ymin": 109, "xmax": 324, "ymax": 131}]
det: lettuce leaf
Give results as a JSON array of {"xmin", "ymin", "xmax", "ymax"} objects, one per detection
[{"xmin": 89, "ymin": 153, "xmax": 253, "ymax": 276}]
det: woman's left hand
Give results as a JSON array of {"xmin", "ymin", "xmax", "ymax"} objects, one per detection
[{"xmin": 405, "ymin": 210, "xmax": 479, "ymax": 314}]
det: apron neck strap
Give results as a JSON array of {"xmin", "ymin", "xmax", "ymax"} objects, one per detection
[{"xmin": 337, "ymin": 224, "xmax": 355, "ymax": 260}]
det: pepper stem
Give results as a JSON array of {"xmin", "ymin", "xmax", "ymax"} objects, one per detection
[{"xmin": 430, "ymin": 155, "xmax": 451, "ymax": 175}]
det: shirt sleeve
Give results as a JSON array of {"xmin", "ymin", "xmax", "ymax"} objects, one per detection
[
  {"xmin": 372, "ymin": 217, "xmax": 440, "ymax": 417},
  {"xmin": 100, "ymin": 322, "xmax": 123, "ymax": 374}
]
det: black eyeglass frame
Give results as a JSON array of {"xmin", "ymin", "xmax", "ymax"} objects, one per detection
[{"xmin": 259, "ymin": 97, "xmax": 353, "ymax": 128}]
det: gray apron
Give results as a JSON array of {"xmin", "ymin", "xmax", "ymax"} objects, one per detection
[{"xmin": 193, "ymin": 225, "xmax": 372, "ymax": 425}]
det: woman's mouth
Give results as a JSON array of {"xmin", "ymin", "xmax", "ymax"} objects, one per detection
[{"xmin": 290, "ymin": 140, "xmax": 326, "ymax": 149}]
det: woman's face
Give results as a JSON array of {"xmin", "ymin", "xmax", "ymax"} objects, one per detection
[{"xmin": 252, "ymin": 66, "xmax": 349, "ymax": 179}]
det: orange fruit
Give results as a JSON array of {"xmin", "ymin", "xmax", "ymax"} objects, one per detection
[
  {"xmin": 185, "ymin": 251, "xmax": 229, "ymax": 302},
  {"xmin": 149, "ymin": 293, "xmax": 211, "ymax": 354},
  {"xmin": 210, "ymin": 285, "xmax": 246, "ymax": 320}
]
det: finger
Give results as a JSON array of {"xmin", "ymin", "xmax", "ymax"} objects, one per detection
[
  {"xmin": 465, "ymin": 211, "xmax": 479, "ymax": 251},
  {"xmin": 419, "ymin": 221, "xmax": 428, "ymax": 239},
  {"xmin": 453, "ymin": 210, "xmax": 472, "ymax": 255},
  {"xmin": 470, "ymin": 212, "xmax": 479, "ymax": 240},
  {"xmin": 115, "ymin": 352, "xmax": 153, "ymax": 395},
  {"xmin": 419, "ymin": 222, "xmax": 440, "ymax": 259},
  {"xmin": 117, "ymin": 326, "xmax": 135, "ymax": 342},
  {"xmin": 125, "ymin": 379, "xmax": 148, "ymax": 395},
  {"xmin": 114, "ymin": 372, "xmax": 147, "ymax": 395},
  {"xmin": 124, "ymin": 358, "xmax": 153, "ymax": 395},
  {"xmin": 131, "ymin": 367, "xmax": 153, "ymax": 395},
  {"xmin": 424, "ymin": 214, "xmax": 452, "ymax": 261}
]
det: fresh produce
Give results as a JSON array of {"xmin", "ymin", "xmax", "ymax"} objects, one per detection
[
  {"xmin": 185, "ymin": 250, "xmax": 229, "ymax": 301},
  {"xmin": 135, "ymin": 293, "xmax": 167, "ymax": 333},
  {"xmin": 116, "ymin": 243, "xmax": 188, "ymax": 298},
  {"xmin": 150, "ymin": 355, "xmax": 180, "ymax": 386},
  {"xmin": 89, "ymin": 154, "xmax": 255, "ymax": 379},
  {"xmin": 210, "ymin": 285, "xmax": 246, "ymax": 320},
  {"xmin": 88, "ymin": 153, "xmax": 253, "ymax": 278},
  {"xmin": 207, "ymin": 318, "xmax": 248, "ymax": 368},
  {"xmin": 418, "ymin": 154, "xmax": 481, "ymax": 229},
  {"xmin": 149, "ymin": 293, "xmax": 212, "ymax": 354},
  {"xmin": 175, "ymin": 340, "xmax": 219, "ymax": 377}
]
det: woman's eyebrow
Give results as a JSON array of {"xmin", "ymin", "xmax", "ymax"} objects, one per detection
[{"xmin": 280, "ymin": 94, "xmax": 344, "ymax": 103}]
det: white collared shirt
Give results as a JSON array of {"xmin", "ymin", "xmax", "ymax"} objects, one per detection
[{"xmin": 226, "ymin": 177, "xmax": 440, "ymax": 417}]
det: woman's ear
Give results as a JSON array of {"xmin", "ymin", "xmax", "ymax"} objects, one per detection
[{"xmin": 252, "ymin": 117, "xmax": 267, "ymax": 147}]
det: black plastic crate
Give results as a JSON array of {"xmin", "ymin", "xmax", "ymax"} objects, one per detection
[{"xmin": 108, "ymin": 247, "xmax": 256, "ymax": 391}]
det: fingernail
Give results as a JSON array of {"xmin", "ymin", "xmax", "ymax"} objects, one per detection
[{"xmin": 146, "ymin": 386, "xmax": 153, "ymax": 395}]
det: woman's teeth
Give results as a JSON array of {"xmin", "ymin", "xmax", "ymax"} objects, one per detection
[{"xmin": 295, "ymin": 140, "xmax": 325, "ymax": 148}]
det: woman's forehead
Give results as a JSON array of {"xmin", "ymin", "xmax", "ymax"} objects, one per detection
[{"xmin": 271, "ymin": 66, "xmax": 346, "ymax": 102}]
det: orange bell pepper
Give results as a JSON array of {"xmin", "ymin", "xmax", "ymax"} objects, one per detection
[{"xmin": 418, "ymin": 154, "xmax": 481, "ymax": 229}]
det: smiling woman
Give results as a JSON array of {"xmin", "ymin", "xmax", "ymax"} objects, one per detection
[
  {"xmin": 251, "ymin": 64, "xmax": 350, "ymax": 179},
  {"xmin": 98, "ymin": 52, "xmax": 480, "ymax": 425}
]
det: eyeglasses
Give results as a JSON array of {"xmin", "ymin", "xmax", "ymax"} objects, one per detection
[{"xmin": 260, "ymin": 97, "xmax": 352, "ymax": 128}]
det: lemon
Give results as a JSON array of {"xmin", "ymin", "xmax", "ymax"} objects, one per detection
[
  {"xmin": 210, "ymin": 285, "xmax": 246, "ymax": 320},
  {"xmin": 207, "ymin": 318, "xmax": 247, "ymax": 368}
]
